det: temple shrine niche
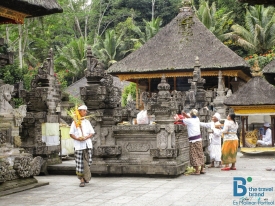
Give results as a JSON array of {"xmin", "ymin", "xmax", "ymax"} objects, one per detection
[
  {"xmin": 224, "ymin": 61, "xmax": 275, "ymax": 154},
  {"xmin": 0, "ymin": 79, "xmax": 43, "ymax": 193},
  {"xmin": 0, "ymin": 0, "xmax": 63, "ymax": 195}
]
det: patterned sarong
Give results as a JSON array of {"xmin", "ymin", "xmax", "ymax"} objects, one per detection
[
  {"xmin": 189, "ymin": 141, "xmax": 204, "ymax": 166},
  {"xmin": 221, "ymin": 140, "xmax": 238, "ymax": 164},
  {"xmin": 74, "ymin": 148, "xmax": 93, "ymax": 181}
]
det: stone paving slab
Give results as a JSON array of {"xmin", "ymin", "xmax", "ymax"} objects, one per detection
[
  {"xmin": 0, "ymin": 178, "xmax": 49, "ymax": 197},
  {"xmin": 0, "ymin": 152, "xmax": 275, "ymax": 206}
]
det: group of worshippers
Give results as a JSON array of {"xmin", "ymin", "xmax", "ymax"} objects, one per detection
[
  {"xmin": 175, "ymin": 109, "xmax": 239, "ymax": 174},
  {"xmin": 68, "ymin": 104, "xmax": 273, "ymax": 186}
]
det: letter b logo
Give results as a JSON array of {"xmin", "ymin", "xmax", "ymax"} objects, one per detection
[{"xmin": 233, "ymin": 177, "xmax": 247, "ymax": 196}]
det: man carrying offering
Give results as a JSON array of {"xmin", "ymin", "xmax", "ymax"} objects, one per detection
[{"xmin": 69, "ymin": 105, "xmax": 95, "ymax": 187}]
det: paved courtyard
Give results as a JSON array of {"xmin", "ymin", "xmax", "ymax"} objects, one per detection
[{"xmin": 1, "ymin": 152, "xmax": 275, "ymax": 206}]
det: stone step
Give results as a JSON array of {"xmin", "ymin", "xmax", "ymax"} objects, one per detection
[
  {"xmin": 47, "ymin": 160, "xmax": 76, "ymax": 175},
  {"xmin": 0, "ymin": 178, "xmax": 48, "ymax": 197}
]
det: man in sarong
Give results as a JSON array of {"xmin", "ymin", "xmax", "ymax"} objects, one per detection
[
  {"xmin": 200, "ymin": 113, "xmax": 222, "ymax": 168},
  {"xmin": 175, "ymin": 109, "xmax": 205, "ymax": 175},
  {"xmin": 69, "ymin": 105, "xmax": 95, "ymax": 187}
]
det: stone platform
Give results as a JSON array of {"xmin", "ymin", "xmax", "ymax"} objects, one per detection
[
  {"xmin": 47, "ymin": 159, "xmax": 186, "ymax": 176},
  {"xmin": 0, "ymin": 177, "xmax": 49, "ymax": 197},
  {"xmin": 241, "ymin": 147, "xmax": 275, "ymax": 155},
  {"xmin": 1, "ymin": 152, "xmax": 275, "ymax": 206},
  {"xmin": 47, "ymin": 159, "xmax": 76, "ymax": 175}
]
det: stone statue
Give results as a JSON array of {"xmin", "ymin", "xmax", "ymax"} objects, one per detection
[
  {"xmin": 127, "ymin": 94, "xmax": 133, "ymax": 102},
  {"xmin": 13, "ymin": 105, "xmax": 27, "ymax": 126},
  {"xmin": 226, "ymin": 89, "xmax": 232, "ymax": 97},
  {"xmin": 0, "ymin": 82, "xmax": 14, "ymax": 114}
]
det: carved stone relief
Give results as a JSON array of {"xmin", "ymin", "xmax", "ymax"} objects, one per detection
[
  {"xmin": 157, "ymin": 130, "xmax": 168, "ymax": 149},
  {"xmin": 126, "ymin": 143, "xmax": 150, "ymax": 152},
  {"xmin": 0, "ymin": 83, "xmax": 14, "ymax": 114}
]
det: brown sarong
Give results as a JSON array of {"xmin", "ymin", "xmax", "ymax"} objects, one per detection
[
  {"xmin": 189, "ymin": 141, "xmax": 204, "ymax": 166},
  {"xmin": 83, "ymin": 149, "xmax": 92, "ymax": 182}
]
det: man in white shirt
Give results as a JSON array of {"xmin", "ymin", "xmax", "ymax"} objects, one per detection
[
  {"xmin": 175, "ymin": 109, "xmax": 205, "ymax": 175},
  {"xmin": 257, "ymin": 122, "xmax": 272, "ymax": 146},
  {"xmin": 70, "ymin": 105, "xmax": 95, "ymax": 187}
]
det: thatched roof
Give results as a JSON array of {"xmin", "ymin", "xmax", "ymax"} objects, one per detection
[
  {"xmin": 263, "ymin": 59, "xmax": 275, "ymax": 73},
  {"xmin": 223, "ymin": 76, "xmax": 275, "ymax": 106},
  {"xmin": 65, "ymin": 77, "xmax": 130, "ymax": 98},
  {"xmin": 238, "ymin": 0, "xmax": 275, "ymax": 5},
  {"xmin": 107, "ymin": 6, "xmax": 250, "ymax": 76},
  {"xmin": 0, "ymin": 0, "xmax": 63, "ymax": 17}
]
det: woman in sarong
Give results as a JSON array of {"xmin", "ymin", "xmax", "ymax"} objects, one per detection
[{"xmin": 220, "ymin": 113, "xmax": 238, "ymax": 171}]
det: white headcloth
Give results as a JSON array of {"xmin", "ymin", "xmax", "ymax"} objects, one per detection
[
  {"xmin": 213, "ymin": 112, "xmax": 221, "ymax": 121},
  {"xmin": 78, "ymin": 105, "xmax": 88, "ymax": 110}
]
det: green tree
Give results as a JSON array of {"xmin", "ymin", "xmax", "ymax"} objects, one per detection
[
  {"xmin": 55, "ymin": 37, "xmax": 87, "ymax": 84},
  {"xmin": 131, "ymin": 17, "xmax": 162, "ymax": 49},
  {"xmin": 194, "ymin": 0, "xmax": 233, "ymax": 40},
  {"xmin": 223, "ymin": 5, "xmax": 275, "ymax": 55},
  {"xmin": 92, "ymin": 29, "xmax": 125, "ymax": 66},
  {"xmin": 121, "ymin": 82, "xmax": 136, "ymax": 107}
]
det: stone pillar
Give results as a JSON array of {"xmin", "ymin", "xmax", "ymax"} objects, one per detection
[
  {"xmin": 20, "ymin": 49, "xmax": 61, "ymax": 166},
  {"xmin": 0, "ymin": 80, "xmax": 42, "ymax": 185}
]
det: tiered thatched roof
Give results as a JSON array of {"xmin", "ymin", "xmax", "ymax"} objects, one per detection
[
  {"xmin": 1, "ymin": 0, "xmax": 62, "ymax": 16},
  {"xmin": 107, "ymin": 4, "xmax": 250, "ymax": 81},
  {"xmin": 224, "ymin": 76, "xmax": 275, "ymax": 106},
  {"xmin": 0, "ymin": 0, "xmax": 62, "ymax": 24}
]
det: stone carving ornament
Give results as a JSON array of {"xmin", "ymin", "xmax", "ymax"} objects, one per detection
[
  {"xmin": 100, "ymin": 74, "xmax": 113, "ymax": 88},
  {"xmin": 165, "ymin": 124, "xmax": 175, "ymax": 134},
  {"xmin": 0, "ymin": 161, "xmax": 17, "ymax": 182},
  {"xmin": 13, "ymin": 156, "xmax": 43, "ymax": 178},
  {"xmin": 0, "ymin": 130, "xmax": 7, "ymax": 144},
  {"xmin": 0, "ymin": 83, "xmax": 14, "ymax": 114},
  {"xmin": 107, "ymin": 87, "xmax": 121, "ymax": 108},
  {"xmin": 157, "ymin": 130, "xmax": 168, "ymax": 149},
  {"xmin": 13, "ymin": 105, "xmax": 27, "ymax": 126},
  {"xmin": 126, "ymin": 143, "xmax": 150, "ymax": 152},
  {"xmin": 96, "ymin": 146, "xmax": 122, "ymax": 157}
]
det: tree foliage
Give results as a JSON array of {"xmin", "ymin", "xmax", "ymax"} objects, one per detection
[
  {"xmin": 224, "ymin": 5, "xmax": 275, "ymax": 55},
  {"xmin": 194, "ymin": 0, "xmax": 233, "ymax": 40},
  {"xmin": 1, "ymin": 0, "xmax": 267, "ymax": 91},
  {"xmin": 121, "ymin": 82, "xmax": 136, "ymax": 107}
]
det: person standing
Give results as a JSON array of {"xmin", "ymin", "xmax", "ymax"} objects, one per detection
[
  {"xmin": 200, "ymin": 112, "xmax": 222, "ymax": 168},
  {"xmin": 257, "ymin": 122, "xmax": 272, "ymax": 146},
  {"xmin": 69, "ymin": 105, "xmax": 95, "ymax": 187},
  {"xmin": 220, "ymin": 113, "xmax": 238, "ymax": 171},
  {"xmin": 175, "ymin": 109, "xmax": 205, "ymax": 175}
]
